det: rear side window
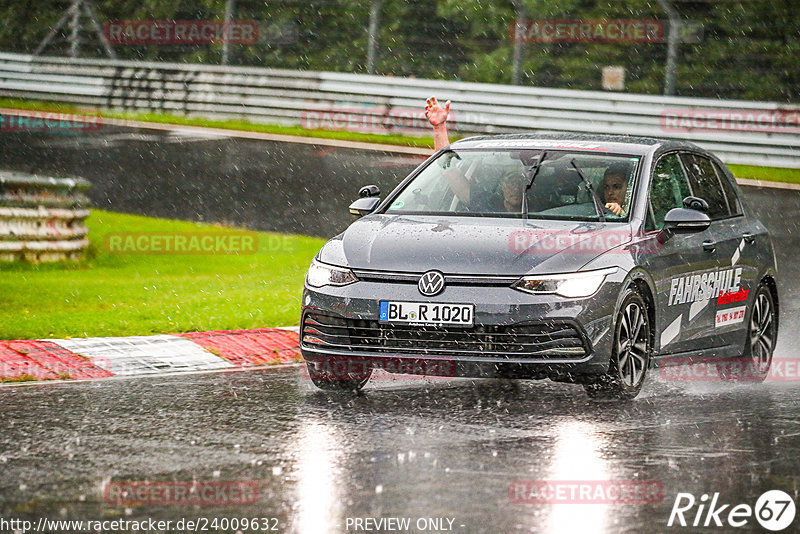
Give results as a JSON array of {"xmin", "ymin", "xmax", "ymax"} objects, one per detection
[
  {"xmin": 712, "ymin": 161, "xmax": 743, "ymax": 216},
  {"xmin": 680, "ymin": 153, "xmax": 730, "ymax": 220},
  {"xmin": 649, "ymin": 153, "xmax": 692, "ymax": 229}
]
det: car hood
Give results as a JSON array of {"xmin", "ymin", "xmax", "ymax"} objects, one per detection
[{"xmin": 318, "ymin": 214, "xmax": 633, "ymax": 275}]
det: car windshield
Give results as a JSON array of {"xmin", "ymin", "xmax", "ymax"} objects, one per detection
[{"xmin": 385, "ymin": 149, "xmax": 640, "ymax": 221}]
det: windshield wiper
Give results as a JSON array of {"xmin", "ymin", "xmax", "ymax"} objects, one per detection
[
  {"xmin": 570, "ymin": 158, "xmax": 606, "ymax": 223},
  {"xmin": 521, "ymin": 151, "xmax": 547, "ymax": 220}
]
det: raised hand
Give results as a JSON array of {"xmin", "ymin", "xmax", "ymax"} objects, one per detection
[{"xmin": 425, "ymin": 96, "xmax": 450, "ymax": 127}]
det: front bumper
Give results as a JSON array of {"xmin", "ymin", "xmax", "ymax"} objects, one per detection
[{"xmin": 300, "ymin": 278, "xmax": 621, "ymax": 380}]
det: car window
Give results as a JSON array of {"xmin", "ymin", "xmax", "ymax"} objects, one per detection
[
  {"xmin": 680, "ymin": 153, "xmax": 731, "ymax": 220},
  {"xmin": 648, "ymin": 153, "xmax": 692, "ymax": 230},
  {"xmin": 712, "ymin": 161, "xmax": 743, "ymax": 216},
  {"xmin": 385, "ymin": 149, "xmax": 639, "ymax": 221}
]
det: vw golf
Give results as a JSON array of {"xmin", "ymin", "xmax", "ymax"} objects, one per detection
[{"xmin": 300, "ymin": 134, "xmax": 778, "ymax": 399}]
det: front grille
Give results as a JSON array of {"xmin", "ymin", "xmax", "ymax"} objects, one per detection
[
  {"xmin": 302, "ymin": 312, "xmax": 588, "ymax": 360},
  {"xmin": 351, "ymin": 269, "xmax": 520, "ymax": 286}
]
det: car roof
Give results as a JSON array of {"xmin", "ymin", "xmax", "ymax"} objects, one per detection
[{"xmin": 451, "ymin": 133, "xmax": 703, "ymax": 156}]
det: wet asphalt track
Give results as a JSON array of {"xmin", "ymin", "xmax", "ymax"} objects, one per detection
[{"xmin": 2, "ymin": 126, "xmax": 800, "ymax": 533}]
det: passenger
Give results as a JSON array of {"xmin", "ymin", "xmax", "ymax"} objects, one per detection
[
  {"xmin": 468, "ymin": 170, "xmax": 525, "ymax": 212},
  {"xmin": 425, "ymin": 96, "xmax": 523, "ymax": 212}
]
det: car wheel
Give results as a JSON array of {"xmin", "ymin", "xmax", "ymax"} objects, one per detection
[
  {"xmin": 584, "ymin": 289, "xmax": 652, "ymax": 400},
  {"xmin": 737, "ymin": 283, "xmax": 776, "ymax": 382},
  {"xmin": 306, "ymin": 360, "xmax": 372, "ymax": 392}
]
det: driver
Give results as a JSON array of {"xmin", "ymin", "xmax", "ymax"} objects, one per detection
[{"xmin": 602, "ymin": 163, "xmax": 631, "ymax": 216}]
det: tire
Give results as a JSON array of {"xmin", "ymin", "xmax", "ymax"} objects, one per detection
[
  {"xmin": 584, "ymin": 289, "xmax": 652, "ymax": 400},
  {"xmin": 737, "ymin": 283, "xmax": 776, "ymax": 382},
  {"xmin": 306, "ymin": 360, "xmax": 372, "ymax": 392}
]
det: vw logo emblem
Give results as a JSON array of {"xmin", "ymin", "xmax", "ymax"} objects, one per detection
[{"xmin": 418, "ymin": 270, "xmax": 445, "ymax": 296}]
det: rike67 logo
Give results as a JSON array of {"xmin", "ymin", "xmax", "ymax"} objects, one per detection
[{"xmin": 668, "ymin": 490, "xmax": 796, "ymax": 531}]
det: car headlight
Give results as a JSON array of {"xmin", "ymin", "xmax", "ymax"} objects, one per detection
[
  {"xmin": 306, "ymin": 259, "xmax": 358, "ymax": 288},
  {"xmin": 512, "ymin": 267, "xmax": 618, "ymax": 298}
]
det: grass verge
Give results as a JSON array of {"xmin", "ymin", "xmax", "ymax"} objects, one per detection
[
  {"xmin": 0, "ymin": 210, "xmax": 324, "ymax": 339},
  {"xmin": 726, "ymin": 164, "xmax": 800, "ymax": 185}
]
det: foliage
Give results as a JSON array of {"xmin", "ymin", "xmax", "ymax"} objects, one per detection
[{"xmin": 0, "ymin": 0, "xmax": 797, "ymax": 100}]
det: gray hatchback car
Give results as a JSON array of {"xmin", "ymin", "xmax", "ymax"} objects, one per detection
[{"xmin": 300, "ymin": 134, "xmax": 778, "ymax": 399}]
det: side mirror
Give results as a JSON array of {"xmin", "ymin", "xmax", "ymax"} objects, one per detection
[
  {"xmin": 359, "ymin": 185, "xmax": 381, "ymax": 198},
  {"xmin": 683, "ymin": 196, "xmax": 709, "ymax": 212},
  {"xmin": 659, "ymin": 207, "xmax": 711, "ymax": 241},
  {"xmin": 349, "ymin": 196, "xmax": 381, "ymax": 218}
]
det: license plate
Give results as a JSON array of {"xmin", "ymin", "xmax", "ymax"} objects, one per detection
[{"xmin": 379, "ymin": 301, "xmax": 474, "ymax": 326}]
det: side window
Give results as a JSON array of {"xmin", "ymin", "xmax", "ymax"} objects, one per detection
[
  {"xmin": 712, "ymin": 161, "xmax": 743, "ymax": 216},
  {"xmin": 649, "ymin": 153, "xmax": 692, "ymax": 230},
  {"xmin": 680, "ymin": 153, "xmax": 731, "ymax": 220}
]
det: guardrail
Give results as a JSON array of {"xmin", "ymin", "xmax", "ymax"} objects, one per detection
[
  {"xmin": 0, "ymin": 171, "xmax": 90, "ymax": 262},
  {"xmin": 1, "ymin": 52, "xmax": 799, "ymax": 168}
]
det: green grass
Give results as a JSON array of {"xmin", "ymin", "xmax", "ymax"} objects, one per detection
[
  {"xmin": 726, "ymin": 164, "xmax": 800, "ymax": 185},
  {"xmin": 0, "ymin": 210, "xmax": 325, "ymax": 339}
]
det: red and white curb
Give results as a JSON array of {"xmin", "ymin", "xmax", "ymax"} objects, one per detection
[{"xmin": 0, "ymin": 327, "xmax": 301, "ymax": 383}]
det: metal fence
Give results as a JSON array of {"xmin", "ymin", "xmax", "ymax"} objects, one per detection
[
  {"xmin": 1, "ymin": 52, "xmax": 799, "ymax": 168},
  {"xmin": 0, "ymin": 171, "xmax": 90, "ymax": 262}
]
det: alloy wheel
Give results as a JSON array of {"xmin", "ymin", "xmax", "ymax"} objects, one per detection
[
  {"xmin": 749, "ymin": 289, "xmax": 775, "ymax": 375},
  {"xmin": 617, "ymin": 301, "xmax": 649, "ymax": 387}
]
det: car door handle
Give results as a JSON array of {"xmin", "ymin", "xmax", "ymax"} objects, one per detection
[
  {"xmin": 743, "ymin": 232, "xmax": 756, "ymax": 244},
  {"xmin": 702, "ymin": 240, "xmax": 716, "ymax": 252}
]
